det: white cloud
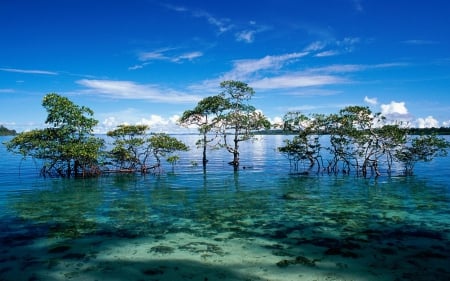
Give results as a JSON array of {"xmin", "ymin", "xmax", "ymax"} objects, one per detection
[
  {"xmin": 364, "ymin": 96, "xmax": 378, "ymax": 105},
  {"xmin": 236, "ymin": 30, "xmax": 256, "ymax": 43},
  {"xmin": 380, "ymin": 101, "xmax": 413, "ymax": 122},
  {"xmin": 175, "ymin": 51, "xmax": 203, "ymax": 62},
  {"xmin": 96, "ymin": 110, "xmax": 185, "ymax": 134},
  {"xmin": 128, "ymin": 64, "xmax": 143, "ymax": 70},
  {"xmin": 402, "ymin": 39, "xmax": 438, "ymax": 45},
  {"xmin": 164, "ymin": 4, "xmax": 233, "ymax": 34},
  {"xmin": 229, "ymin": 52, "xmax": 308, "ymax": 79},
  {"xmin": 0, "ymin": 67, "xmax": 58, "ymax": 75},
  {"xmin": 415, "ymin": 116, "xmax": 439, "ymax": 128},
  {"xmin": 315, "ymin": 50, "xmax": 339, "ymax": 57},
  {"xmin": 138, "ymin": 114, "xmax": 169, "ymax": 126},
  {"xmin": 102, "ymin": 116, "xmax": 119, "ymax": 128},
  {"xmin": 138, "ymin": 48, "xmax": 203, "ymax": 63},
  {"xmin": 443, "ymin": 120, "xmax": 450, "ymax": 127},
  {"xmin": 195, "ymin": 10, "xmax": 233, "ymax": 33},
  {"xmin": 381, "ymin": 101, "xmax": 408, "ymax": 115},
  {"xmin": 77, "ymin": 79, "xmax": 201, "ymax": 103},
  {"xmin": 304, "ymin": 41, "xmax": 327, "ymax": 52},
  {"xmin": 0, "ymin": 88, "xmax": 14, "ymax": 93},
  {"xmin": 269, "ymin": 116, "xmax": 284, "ymax": 128},
  {"xmin": 250, "ymin": 74, "xmax": 346, "ymax": 90},
  {"xmin": 235, "ymin": 21, "xmax": 270, "ymax": 44},
  {"xmin": 303, "ymin": 37, "xmax": 360, "ymax": 57},
  {"xmin": 189, "ymin": 52, "xmax": 310, "ymax": 92},
  {"xmin": 189, "ymin": 50, "xmax": 407, "ymax": 96},
  {"xmin": 308, "ymin": 63, "xmax": 406, "ymax": 74},
  {"xmin": 337, "ymin": 37, "xmax": 360, "ymax": 49},
  {"xmin": 308, "ymin": 64, "xmax": 363, "ymax": 73},
  {"xmin": 285, "ymin": 88, "xmax": 342, "ymax": 96}
]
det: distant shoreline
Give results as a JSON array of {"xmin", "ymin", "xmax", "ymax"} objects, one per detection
[
  {"xmin": 2, "ymin": 127, "xmax": 450, "ymax": 137},
  {"xmin": 0, "ymin": 125, "xmax": 16, "ymax": 136}
]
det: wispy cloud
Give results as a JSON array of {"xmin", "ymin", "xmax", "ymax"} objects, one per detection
[
  {"xmin": 315, "ymin": 50, "xmax": 339, "ymax": 57},
  {"xmin": 163, "ymin": 4, "xmax": 233, "ymax": 34},
  {"xmin": 284, "ymin": 89, "xmax": 342, "ymax": 97},
  {"xmin": 0, "ymin": 67, "xmax": 58, "ymax": 75},
  {"xmin": 190, "ymin": 45, "xmax": 406, "ymax": 94},
  {"xmin": 188, "ymin": 52, "xmax": 309, "ymax": 92},
  {"xmin": 228, "ymin": 52, "xmax": 308, "ymax": 79},
  {"xmin": 235, "ymin": 21, "xmax": 271, "ymax": 44},
  {"xmin": 236, "ymin": 30, "xmax": 256, "ymax": 43},
  {"xmin": 364, "ymin": 96, "xmax": 378, "ymax": 105},
  {"xmin": 76, "ymin": 79, "xmax": 201, "ymax": 103},
  {"xmin": 0, "ymin": 88, "xmax": 15, "ymax": 93},
  {"xmin": 250, "ymin": 74, "xmax": 347, "ymax": 90},
  {"xmin": 402, "ymin": 39, "xmax": 438, "ymax": 45},
  {"xmin": 303, "ymin": 37, "xmax": 361, "ymax": 57},
  {"xmin": 304, "ymin": 41, "xmax": 327, "ymax": 52},
  {"xmin": 306, "ymin": 62, "xmax": 407, "ymax": 74},
  {"xmin": 130, "ymin": 48, "xmax": 203, "ymax": 70},
  {"xmin": 138, "ymin": 48, "xmax": 203, "ymax": 63}
]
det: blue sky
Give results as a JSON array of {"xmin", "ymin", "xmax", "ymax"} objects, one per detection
[{"xmin": 1, "ymin": 0, "xmax": 450, "ymax": 132}]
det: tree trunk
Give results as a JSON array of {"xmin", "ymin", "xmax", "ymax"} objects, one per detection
[
  {"xmin": 232, "ymin": 137, "xmax": 239, "ymax": 170},
  {"xmin": 202, "ymin": 133, "xmax": 208, "ymax": 167}
]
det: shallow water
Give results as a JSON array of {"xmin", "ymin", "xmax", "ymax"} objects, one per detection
[{"xmin": 1, "ymin": 135, "xmax": 450, "ymax": 281}]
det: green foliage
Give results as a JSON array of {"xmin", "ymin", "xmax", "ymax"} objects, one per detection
[
  {"xmin": 278, "ymin": 113, "xmax": 322, "ymax": 172},
  {"xmin": 395, "ymin": 134, "xmax": 450, "ymax": 175},
  {"xmin": 279, "ymin": 106, "xmax": 449, "ymax": 177},
  {"xmin": 218, "ymin": 80, "xmax": 271, "ymax": 168},
  {"xmin": 179, "ymin": 95, "xmax": 229, "ymax": 166},
  {"xmin": 106, "ymin": 124, "xmax": 150, "ymax": 171},
  {"xmin": 6, "ymin": 93, "xmax": 103, "ymax": 177},
  {"xmin": 149, "ymin": 133, "xmax": 189, "ymax": 166},
  {"xmin": 106, "ymin": 126, "xmax": 188, "ymax": 173}
]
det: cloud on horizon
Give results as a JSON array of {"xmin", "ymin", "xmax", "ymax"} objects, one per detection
[{"xmin": 414, "ymin": 116, "xmax": 439, "ymax": 128}]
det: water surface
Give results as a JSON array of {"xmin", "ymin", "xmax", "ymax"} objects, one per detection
[{"xmin": 1, "ymin": 135, "xmax": 449, "ymax": 281}]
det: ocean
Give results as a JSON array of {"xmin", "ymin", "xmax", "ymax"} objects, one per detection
[{"xmin": 1, "ymin": 134, "xmax": 449, "ymax": 281}]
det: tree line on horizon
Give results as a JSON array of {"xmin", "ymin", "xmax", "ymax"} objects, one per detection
[
  {"xmin": 4, "ymin": 80, "xmax": 450, "ymax": 178},
  {"xmin": 0, "ymin": 125, "xmax": 16, "ymax": 136}
]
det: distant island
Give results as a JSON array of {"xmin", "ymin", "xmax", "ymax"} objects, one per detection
[
  {"xmin": 0, "ymin": 125, "xmax": 16, "ymax": 136},
  {"xmin": 258, "ymin": 127, "xmax": 450, "ymax": 135}
]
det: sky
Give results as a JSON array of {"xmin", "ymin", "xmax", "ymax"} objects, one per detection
[{"xmin": 1, "ymin": 0, "xmax": 450, "ymax": 133}]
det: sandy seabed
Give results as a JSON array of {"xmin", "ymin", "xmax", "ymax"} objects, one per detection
[{"xmin": 2, "ymin": 228, "xmax": 450, "ymax": 281}]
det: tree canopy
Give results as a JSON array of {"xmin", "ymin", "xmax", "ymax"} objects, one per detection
[
  {"xmin": 278, "ymin": 106, "xmax": 450, "ymax": 177},
  {"xmin": 179, "ymin": 95, "xmax": 229, "ymax": 167},
  {"xmin": 6, "ymin": 93, "xmax": 103, "ymax": 177},
  {"xmin": 218, "ymin": 80, "xmax": 271, "ymax": 169}
]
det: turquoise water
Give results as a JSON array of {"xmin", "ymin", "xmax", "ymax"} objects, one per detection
[{"xmin": 1, "ymin": 135, "xmax": 450, "ymax": 281}]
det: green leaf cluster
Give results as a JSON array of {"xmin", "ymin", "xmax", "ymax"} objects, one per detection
[
  {"xmin": 6, "ymin": 93, "xmax": 103, "ymax": 177},
  {"xmin": 279, "ymin": 106, "xmax": 450, "ymax": 176}
]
